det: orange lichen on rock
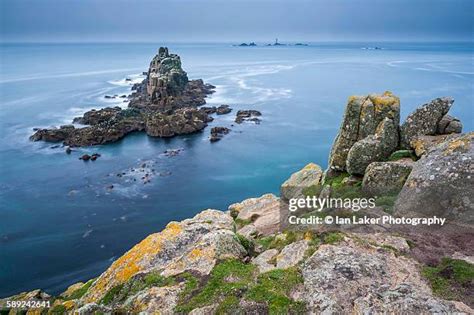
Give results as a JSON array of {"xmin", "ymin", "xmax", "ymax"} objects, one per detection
[
  {"xmin": 83, "ymin": 221, "xmax": 183, "ymax": 302},
  {"xmin": 443, "ymin": 133, "xmax": 472, "ymax": 155},
  {"xmin": 370, "ymin": 91, "xmax": 400, "ymax": 109}
]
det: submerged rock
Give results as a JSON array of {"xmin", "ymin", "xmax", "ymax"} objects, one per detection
[
  {"xmin": 209, "ymin": 126, "xmax": 230, "ymax": 142},
  {"xmin": 216, "ymin": 104, "xmax": 232, "ymax": 115},
  {"xmin": 235, "ymin": 110, "xmax": 262, "ymax": 124}
]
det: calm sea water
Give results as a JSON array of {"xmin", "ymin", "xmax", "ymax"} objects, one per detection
[{"xmin": 0, "ymin": 42, "xmax": 473, "ymax": 296}]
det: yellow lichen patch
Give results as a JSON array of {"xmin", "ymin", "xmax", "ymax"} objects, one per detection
[
  {"xmin": 164, "ymin": 222, "xmax": 183, "ymax": 238},
  {"xmin": 303, "ymin": 162, "xmax": 321, "ymax": 171},
  {"xmin": 410, "ymin": 139, "xmax": 426, "ymax": 157},
  {"xmin": 63, "ymin": 300, "xmax": 76, "ymax": 310},
  {"xmin": 188, "ymin": 248, "xmax": 203, "ymax": 260},
  {"xmin": 62, "ymin": 282, "xmax": 84, "ymax": 298},
  {"xmin": 304, "ymin": 231, "xmax": 313, "ymax": 241},
  {"xmin": 348, "ymin": 95, "xmax": 359, "ymax": 103},
  {"xmin": 369, "ymin": 92, "xmax": 400, "ymax": 110},
  {"xmin": 444, "ymin": 136, "xmax": 471, "ymax": 155},
  {"xmin": 84, "ymin": 222, "xmax": 183, "ymax": 302}
]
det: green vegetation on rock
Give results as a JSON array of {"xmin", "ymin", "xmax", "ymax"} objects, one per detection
[
  {"xmin": 323, "ymin": 231, "xmax": 345, "ymax": 244},
  {"xmin": 388, "ymin": 149, "xmax": 417, "ymax": 161},
  {"xmin": 100, "ymin": 284, "xmax": 124, "ymax": 305},
  {"xmin": 175, "ymin": 259, "xmax": 305, "ymax": 314},
  {"xmin": 65, "ymin": 278, "xmax": 95, "ymax": 300},
  {"xmin": 100, "ymin": 271, "xmax": 177, "ymax": 305},
  {"xmin": 422, "ymin": 258, "xmax": 474, "ymax": 302},
  {"xmin": 245, "ymin": 268, "xmax": 305, "ymax": 314},
  {"xmin": 375, "ymin": 194, "xmax": 398, "ymax": 213},
  {"xmin": 236, "ymin": 233, "xmax": 255, "ymax": 255},
  {"xmin": 175, "ymin": 259, "xmax": 256, "ymax": 313},
  {"xmin": 49, "ymin": 304, "xmax": 67, "ymax": 314}
]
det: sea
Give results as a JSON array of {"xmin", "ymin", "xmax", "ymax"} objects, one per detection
[{"xmin": 0, "ymin": 42, "xmax": 473, "ymax": 297}]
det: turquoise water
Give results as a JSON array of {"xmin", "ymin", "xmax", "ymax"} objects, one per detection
[{"xmin": 0, "ymin": 42, "xmax": 473, "ymax": 296}]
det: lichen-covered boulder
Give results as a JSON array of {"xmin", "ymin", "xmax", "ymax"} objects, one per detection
[
  {"xmin": 280, "ymin": 163, "xmax": 323, "ymax": 200},
  {"xmin": 123, "ymin": 284, "xmax": 183, "ymax": 314},
  {"xmin": 301, "ymin": 236, "xmax": 471, "ymax": 314},
  {"xmin": 346, "ymin": 117, "xmax": 399, "ymax": 175},
  {"xmin": 362, "ymin": 160, "xmax": 413, "ymax": 196},
  {"xmin": 437, "ymin": 114, "xmax": 463, "ymax": 134},
  {"xmin": 276, "ymin": 240, "xmax": 309, "ymax": 269},
  {"xmin": 410, "ymin": 134, "xmax": 451, "ymax": 157},
  {"xmin": 82, "ymin": 210, "xmax": 244, "ymax": 303},
  {"xmin": 252, "ymin": 249, "xmax": 279, "ymax": 273},
  {"xmin": 394, "ymin": 133, "xmax": 474, "ymax": 224},
  {"xmin": 229, "ymin": 194, "xmax": 280, "ymax": 235},
  {"xmin": 328, "ymin": 91, "xmax": 400, "ymax": 173},
  {"xmin": 400, "ymin": 97, "xmax": 453, "ymax": 148}
]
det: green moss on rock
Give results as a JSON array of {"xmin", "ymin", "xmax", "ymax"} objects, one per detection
[
  {"xmin": 388, "ymin": 150, "xmax": 417, "ymax": 161},
  {"xmin": 422, "ymin": 258, "xmax": 474, "ymax": 303},
  {"xmin": 245, "ymin": 268, "xmax": 305, "ymax": 314},
  {"xmin": 65, "ymin": 278, "xmax": 96, "ymax": 300}
]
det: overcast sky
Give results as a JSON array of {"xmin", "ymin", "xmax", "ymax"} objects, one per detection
[{"xmin": 1, "ymin": 0, "xmax": 473, "ymax": 43}]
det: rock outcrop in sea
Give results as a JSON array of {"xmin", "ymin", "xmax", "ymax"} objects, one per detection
[
  {"xmin": 30, "ymin": 47, "xmax": 216, "ymax": 147},
  {"xmin": 4, "ymin": 92, "xmax": 473, "ymax": 314}
]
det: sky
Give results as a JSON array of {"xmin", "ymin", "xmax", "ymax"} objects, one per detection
[{"xmin": 1, "ymin": 0, "xmax": 473, "ymax": 43}]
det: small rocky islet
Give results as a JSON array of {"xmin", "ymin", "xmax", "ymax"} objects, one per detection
[
  {"xmin": 5, "ymin": 91, "xmax": 473, "ymax": 314},
  {"xmin": 30, "ymin": 47, "xmax": 261, "ymax": 148}
]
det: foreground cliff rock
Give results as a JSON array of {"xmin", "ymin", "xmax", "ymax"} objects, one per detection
[
  {"xmin": 394, "ymin": 132, "xmax": 474, "ymax": 225},
  {"xmin": 30, "ymin": 47, "xmax": 215, "ymax": 147},
  {"xmin": 2, "ymin": 210, "xmax": 471, "ymax": 314},
  {"xmin": 5, "ymin": 92, "xmax": 473, "ymax": 314}
]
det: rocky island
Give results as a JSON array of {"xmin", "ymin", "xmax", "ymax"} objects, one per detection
[
  {"xmin": 5, "ymin": 92, "xmax": 473, "ymax": 314},
  {"xmin": 30, "ymin": 47, "xmax": 217, "ymax": 147}
]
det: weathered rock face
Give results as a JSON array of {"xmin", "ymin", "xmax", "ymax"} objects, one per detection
[
  {"xmin": 235, "ymin": 110, "xmax": 262, "ymax": 124},
  {"xmin": 31, "ymin": 109, "xmax": 146, "ymax": 147},
  {"xmin": 209, "ymin": 126, "xmax": 230, "ymax": 142},
  {"xmin": 124, "ymin": 284, "xmax": 183, "ymax": 314},
  {"xmin": 229, "ymin": 194, "xmax": 280, "ymax": 236},
  {"xmin": 30, "ymin": 47, "xmax": 215, "ymax": 147},
  {"xmin": 410, "ymin": 134, "xmax": 451, "ymax": 157},
  {"xmin": 301, "ymin": 237, "xmax": 468, "ymax": 314},
  {"xmin": 276, "ymin": 240, "xmax": 309, "ymax": 269},
  {"xmin": 362, "ymin": 160, "xmax": 413, "ymax": 196},
  {"xmin": 394, "ymin": 132, "xmax": 474, "ymax": 225},
  {"xmin": 400, "ymin": 97, "xmax": 453, "ymax": 148},
  {"xmin": 437, "ymin": 114, "xmax": 463, "ymax": 134},
  {"xmin": 146, "ymin": 47, "xmax": 188, "ymax": 100},
  {"xmin": 280, "ymin": 163, "xmax": 323, "ymax": 200},
  {"xmin": 328, "ymin": 92, "xmax": 400, "ymax": 174},
  {"xmin": 346, "ymin": 117, "xmax": 399, "ymax": 175},
  {"xmin": 145, "ymin": 108, "xmax": 209, "ymax": 138},
  {"xmin": 82, "ymin": 210, "xmax": 245, "ymax": 303}
]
